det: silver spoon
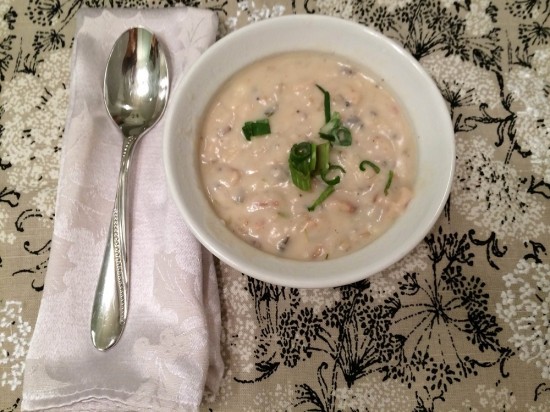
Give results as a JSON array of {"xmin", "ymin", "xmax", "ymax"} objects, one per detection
[{"xmin": 91, "ymin": 27, "xmax": 169, "ymax": 351}]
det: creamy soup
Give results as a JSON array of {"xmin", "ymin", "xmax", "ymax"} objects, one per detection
[{"xmin": 199, "ymin": 52, "xmax": 416, "ymax": 261}]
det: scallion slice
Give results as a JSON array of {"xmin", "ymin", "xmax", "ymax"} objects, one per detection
[
  {"xmin": 384, "ymin": 170, "xmax": 394, "ymax": 195},
  {"xmin": 319, "ymin": 112, "xmax": 341, "ymax": 140},
  {"xmin": 287, "ymin": 84, "xmax": 358, "ymax": 210},
  {"xmin": 307, "ymin": 185, "xmax": 335, "ymax": 212},
  {"xmin": 315, "ymin": 84, "xmax": 331, "ymax": 123},
  {"xmin": 289, "ymin": 142, "xmax": 317, "ymax": 191},
  {"xmin": 242, "ymin": 118, "xmax": 271, "ymax": 140},
  {"xmin": 321, "ymin": 164, "xmax": 346, "ymax": 186},
  {"xmin": 314, "ymin": 142, "xmax": 331, "ymax": 175},
  {"xmin": 335, "ymin": 126, "xmax": 352, "ymax": 146},
  {"xmin": 319, "ymin": 112, "xmax": 352, "ymax": 146},
  {"xmin": 359, "ymin": 160, "xmax": 381, "ymax": 174}
]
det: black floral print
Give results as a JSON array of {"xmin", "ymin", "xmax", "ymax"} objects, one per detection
[{"xmin": 235, "ymin": 226, "xmax": 514, "ymax": 410}]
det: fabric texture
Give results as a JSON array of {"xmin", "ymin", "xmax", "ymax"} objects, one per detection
[{"xmin": 21, "ymin": 7, "xmax": 222, "ymax": 411}]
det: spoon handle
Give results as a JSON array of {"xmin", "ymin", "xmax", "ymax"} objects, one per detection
[{"xmin": 91, "ymin": 136, "xmax": 137, "ymax": 351}]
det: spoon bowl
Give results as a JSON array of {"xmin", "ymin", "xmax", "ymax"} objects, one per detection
[
  {"xmin": 91, "ymin": 27, "xmax": 169, "ymax": 351},
  {"xmin": 104, "ymin": 28, "xmax": 169, "ymax": 137}
]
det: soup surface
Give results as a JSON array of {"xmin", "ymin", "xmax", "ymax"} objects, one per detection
[{"xmin": 199, "ymin": 52, "xmax": 416, "ymax": 260}]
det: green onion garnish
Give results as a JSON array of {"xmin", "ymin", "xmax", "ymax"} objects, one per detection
[
  {"xmin": 319, "ymin": 112, "xmax": 340, "ymax": 141},
  {"xmin": 334, "ymin": 126, "xmax": 352, "ymax": 146},
  {"xmin": 359, "ymin": 160, "xmax": 381, "ymax": 174},
  {"xmin": 314, "ymin": 142, "xmax": 331, "ymax": 175},
  {"xmin": 288, "ymin": 141, "xmax": 342, "ymax": 210},
  {"xmin": 307, "ymin": 185, "xmax": 335, "ymax": 212},
  {"xmin": 242, "ymin": 118, "xmax": 271, "ymax": 140},
  {"xmin": 315, "ymin": 84, "xmax": 331, "ymax": 123},
  {"xmin": 384, "ymin": 170, "xmax": 394, "ymax": 195},
  {"xmin": 321, "ymin": 164, "xmax": 346, "ymax": 186},
  {"xmin": 287, "ymin": 84, "xmax": 357, "ymax": 210},
  {"xmin": 318, "ymin": 112, "xmax": 352, "ymax": 147},
  {"xmin": 289, "ymin": 142, "xmax": 317, "ymax": 191}
]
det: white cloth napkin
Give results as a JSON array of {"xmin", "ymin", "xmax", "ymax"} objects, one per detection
[{"xmin": 22, "ymin": 7, "xmax": 222, "ymax": 411}]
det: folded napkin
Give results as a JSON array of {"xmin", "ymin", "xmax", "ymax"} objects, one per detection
[{"xmin": 22, "ymin": 7, "xmax": 222, "ymax": 411}]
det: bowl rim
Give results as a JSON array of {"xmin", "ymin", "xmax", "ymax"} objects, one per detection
[{"xmin": 163, "ymin": 14, "xmax": 455, "ymax": 288}]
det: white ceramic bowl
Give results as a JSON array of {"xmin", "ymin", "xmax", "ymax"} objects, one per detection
[{"xmin": 163, "ymin": 15, "xmax": 454, "ymax": 288}]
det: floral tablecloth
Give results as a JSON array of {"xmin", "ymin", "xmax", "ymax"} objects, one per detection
[{"xmin": 1, "ymin": 0, "xmax": 549, "ymax": 411}]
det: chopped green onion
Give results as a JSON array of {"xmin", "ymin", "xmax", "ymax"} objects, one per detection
[
  {"xmin": 288, "ymin": 141, "xmax": 341, "ymax": 210},
  {"xmin": 319, "ymin": 112, "xmax": 352, "ymax": 146},
  {"xmin": 289, "ymin": 142, "xmax": 317, "ymax": 191},
  {"xmin": 288, "ymin": 83, "xmax": 357, "ymax": 210},
  {"xmin": 291, "ymin": 169, "xmax": 311, "ymax": 191},
  {"xmin": 334, "ymin": 126, "xmax": 352, "ymax": 146},
  {"xmin": 314, "ymin": 142, "xmax": 331, "ymax": 175},
  {"xmin": 321, "ymin": 164, "xmax": 346, "ymax": 185},
  {"xmin": 288, "ymin": 140, "xmax": 342, "ymax": 209},
  {"xmin": 316, "ymin": 84, "xmax": 331, "ymax": 123},
  {"xmin": 315, "ymin": 85, "xmax": 353, "ymax": 146},
  {"xmin": 242, "ymin": 118, "xmax": 271, "ymax": 140},
  {"xmin": 384, "ymin": 170, "xmax": 394, "ymax": 195},
  {"xmin": 290, "ymin": 141, "xmax": 313, "ymax": 161},
  {"xmin": 307, "ymin": 185, "xmax": 335, "ymax": 211},
  {"xmin": 319, "ymin": 112, "xmax": 341, "ymax": 139},
  {"xmin": 359, "ymin": 160, "xmax": 381, "ymax": 174}
]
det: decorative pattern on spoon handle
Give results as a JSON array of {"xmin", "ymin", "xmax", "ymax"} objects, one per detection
[
  {"xmin": 111, "ymin": 207, "xmax": 126, "ymax": 324},
  {"xmin": 113, "ymin": 136, "xmax": 136, "ymax": 325}
]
